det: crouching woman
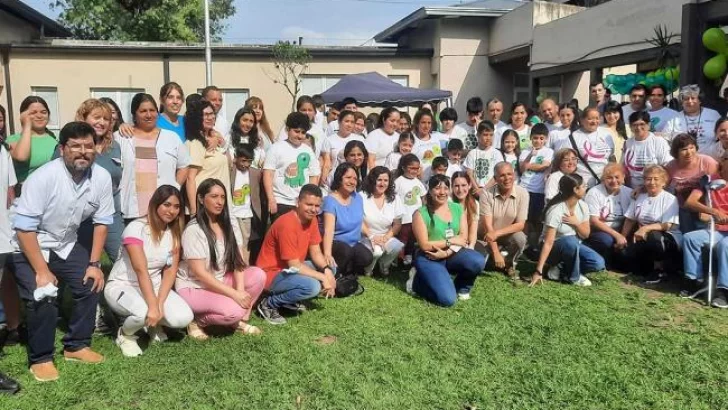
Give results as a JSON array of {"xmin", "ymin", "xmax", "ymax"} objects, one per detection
[
  {"xmin": 104, "ymin": 185, "xmax": 193, "ymax": 357},
  {"xmin": 532, "ymin": 173, "xmax": 605, "ymax": 287}
]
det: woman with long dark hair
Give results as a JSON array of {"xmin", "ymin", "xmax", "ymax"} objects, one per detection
[
  {"xmin": 343, "ymin": 140, "xmax": 368, "ymax": 188},
  {"xmin": 531, "ymin": 173, "xmax": 604, "ymax": 287},
  {"xmin": 367, "ymin": 107, "xmax": 401, "ymax": 169},
  {"xmin": 228, "ymin": 106, "xmax": 265, "ymax": 169},
  {"xmin": 322, "ymin": 163, "xmax": 374, "ymax": 277},
  {"xmin": 105, "ymin": 185, "xmax": 193, "ymax": 356},
  {"xmin": 361, "ymin": 166, "xmax": 405, "ymax": 276},
  {"xmin": 409, "ymin": 174, "xmax": 485, "ymax": 306},
  {"xmin": 176, "ymin": 179, "xmax": 266, "ymax": 339},
  {"xmin": 8, "ymin": 96, "xmax": 57, "ymax": 185},
  {"xmin": 185, "ymin": 100, "xmax": 230, "ymax": 214},
  {"xmin": 117, "ymin": 93, "xmax": 190, "ymax": 221},
  {"xmin": 602, "ymin": 100, "xmax": 627, "ymax": 162}
]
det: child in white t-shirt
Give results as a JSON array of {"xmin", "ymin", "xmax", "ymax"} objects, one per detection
[
  {"xmin": 445, "ymin": 138, "xmax": 464, "ymax": 178},
  {"xmin": 499, "ymin": 129, "xmax": 521, "ymax": 184},
  {"xmin": 464, "ymin": 121, "xmax": 504, "ymax": 189},
  {"xmin": 394, "ymin": 154, "xmax": 426, "ymax": 266},
  {"xmin": 384, "ymin": 132, "xmax": 415, "ymax": 172},
  {"xmin": 519, "ymin": 124, "xmax": 555, "ymax": 247},
  {"xmin": 231, "ymin": 144, "xmax": 263, "ymax": 265},
  {"xmin": 263, "ymin": 112, "xmax": 321, "ymax": 221}
]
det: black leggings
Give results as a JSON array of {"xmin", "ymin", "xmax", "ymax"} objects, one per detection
[
  {"xmin": 627, "ymin": 231, "xmax": 681, "ymax": 276},
  {"xmin": 331, "ymin": 240, "xmax": 374, "ymax": 276}
]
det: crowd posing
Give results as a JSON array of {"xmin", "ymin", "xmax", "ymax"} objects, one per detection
[{"xmin": 0, "ymin": 80, "xmax": 728, "ymax": 392}]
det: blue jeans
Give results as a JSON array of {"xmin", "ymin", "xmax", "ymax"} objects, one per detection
[
  {"xmin": 679, "ymin": 208, "xmax": 706, "ymax": 234},
  {"xmin": 412, "ymin": 248, "xmax": 485, "ymax": 307},
  {"xmin": 78, "ymin": 213, "xmax": 124, "ymax": 263},
  {"xmin": 10, "ymin": 244, "xmax": 98, "ymax": 365},
  {"xmin": 586, "ymin": 231, "xmax": 629, "ymax": 271},
  {"xmin": 683, "ymin": 229, "xmax": 728, "ymax": 289},
  {"xmin": 267, "ymin": 268, "xmax": 322, "ymax": 309},
  {"xmin": 548, "ymin": 236, "xmax": 605, "ymax": 283}
]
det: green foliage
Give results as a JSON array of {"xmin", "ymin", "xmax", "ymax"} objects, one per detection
[
  {"xmin": 269, "ymin": 41, "xmax": 311, "ymax": 111},
  {"xmin": 50, "ymin": 0, "xmax": 235, "ymax": 42},
  {"xmin": 3, "ymin": 270, "xmax": 728, "ymax": 409}
]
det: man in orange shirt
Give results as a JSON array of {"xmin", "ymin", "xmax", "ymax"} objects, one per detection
[{"xmin": 256, "ymin": 184, "xmax": 336, "ymax": 325}]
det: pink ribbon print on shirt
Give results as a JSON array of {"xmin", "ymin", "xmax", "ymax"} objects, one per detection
[
  {"xmin": 583, "ymin": 139, "xmax": 606, "ymax": 160},
  {"xmin": 624, "ymin": 149, "xmax": 644, "ymax": 172}
]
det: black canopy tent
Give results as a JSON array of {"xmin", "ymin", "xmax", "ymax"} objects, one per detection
[{"xmin": 320, "ymin": 72, "xmax": 452, "ymax": 107}]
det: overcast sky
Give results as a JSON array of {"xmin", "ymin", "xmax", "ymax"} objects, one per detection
[{"xmin": 25, "ymin": 0, "xmax": 456, "ymax": 45}]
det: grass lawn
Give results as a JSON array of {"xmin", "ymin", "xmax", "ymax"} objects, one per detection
[{"xmin": 1, "ymin": 269, "xmax": 728, "ymax": 409}]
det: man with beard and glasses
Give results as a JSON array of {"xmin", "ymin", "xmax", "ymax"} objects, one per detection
[{"xmin": 9, "ymin": 122, "xmax": 114, "ymax": 382}]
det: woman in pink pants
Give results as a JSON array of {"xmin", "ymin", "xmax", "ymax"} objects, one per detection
[{"xmin": 176, "ymin": 178, "xmax": 266, "ymax": 339}]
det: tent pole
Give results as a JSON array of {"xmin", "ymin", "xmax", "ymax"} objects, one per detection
[{"xmin": 446, "ymin": 98, "xmax": 452, "ymax": 108}]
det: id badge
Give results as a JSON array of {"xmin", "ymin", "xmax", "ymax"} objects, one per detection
[{"xmin": 444, "ymin": 228, "xmax": 455, "ymax": 239}]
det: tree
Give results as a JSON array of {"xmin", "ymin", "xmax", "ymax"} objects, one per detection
[
  {"xmin": 268, "ymin": 41, "xmax": 311, "ymax": 111},
  {"xmin": 51, "ymin": 0, "xmax": 235, "ymax": 42}
]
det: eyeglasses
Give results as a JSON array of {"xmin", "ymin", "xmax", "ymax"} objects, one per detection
[
  {"xmin": 65, "ymin": 143, "xmax": 94, "ymax": 153},
  {"xmin": 203, "ymin": 112, "xmax": 216, "ymax": 118}
]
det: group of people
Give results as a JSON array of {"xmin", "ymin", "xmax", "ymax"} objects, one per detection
[{"xmin": 0, "ymin": 79, "xmax": 727, "ymax": 393}]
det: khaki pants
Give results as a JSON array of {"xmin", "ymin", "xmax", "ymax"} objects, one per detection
[
  {"xmin": 475, "ymin": 231, "xmax": 527, "ymax": 270},
  {"xmin": 235, "ymin": 217, "xmax": 252, "ymax": 265}
]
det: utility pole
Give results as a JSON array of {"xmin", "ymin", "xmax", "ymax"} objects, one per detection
[{"xmin": 204, "ymin": 0, "xmax": 212, "ymax": 86}]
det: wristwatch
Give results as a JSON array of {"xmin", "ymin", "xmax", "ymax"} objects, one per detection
[{"xmin": 88, "ymin": 261, "xmax": 102, "ymax": 269}]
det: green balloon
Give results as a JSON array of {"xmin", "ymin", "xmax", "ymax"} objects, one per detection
[
  {"xmin": 703, "ymin": 28, "xmax": 728, "ymax": 54},
  {"xmin": 665, "ymin": 67, "xmax": 678, "ymax": 81},
  {"xmin": 704, "ymin": 54, "xmax": 727, "ymax": 80}
]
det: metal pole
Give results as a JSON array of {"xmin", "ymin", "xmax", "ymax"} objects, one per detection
[{"xmin": 204, "ymin": 0, "xmax": 212, "ymax": 86}]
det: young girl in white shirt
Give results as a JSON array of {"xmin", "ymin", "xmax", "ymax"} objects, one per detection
[
  {"xmin": 384, "ymin": 132, "xmax": 415, "ymax": 172},
  {"xmin": 499, "ymin": 129, "xmax": 521, "ymax": 184},
  {"xmin": 394, "ymin": 154, "xmax": 426, "ymax": 266}
]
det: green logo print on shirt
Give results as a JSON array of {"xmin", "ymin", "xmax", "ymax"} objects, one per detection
[
  {"xmin": 465, "ymin": 133, "xmax": 478, "ymax": 150},
  {"xmin": 474, "ymin": 158, "xmax": 491, "ymax": 182},
  {"xmin": 232, "ymin": 184, "xmax": 250, "ymax": 206},
  {"xmin": 284, "ymin": 152, "xmax": 311, "ymax": 188},
  {"xmin": 404, "ymin": 185, "xmax": 423, "ymax": 206}
]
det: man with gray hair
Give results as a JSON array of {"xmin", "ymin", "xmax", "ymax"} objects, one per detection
[
  {"xmin": 477, "ymin": 161, "xmax": 529, "ymax": 277},
  {"xmin": 664, "ymin": 85, "xmax": 722, "ymax": 154}
]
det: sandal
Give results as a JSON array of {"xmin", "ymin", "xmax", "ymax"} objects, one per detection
[
  {"xmin": 187, "ymin": 321, "xmax": 209, "ymax": 341},
  {"xmin": 237, "ymin": 322, "xmax": 262, "ymax": 336}
]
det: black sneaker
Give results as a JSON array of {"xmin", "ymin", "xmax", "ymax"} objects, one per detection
[
  {"xmin": 679, "ymin": 278, "xmax": 704, "ymax": 299},
  {"xmin": 4, "ymin": 328, "xmax": 19, "ymax": 347},
  {"xmin": 712, "ymin": 290, "xmax": 728, "ymax": 309},
  {"xmin": 0, "ymin": 371, "xmax": 19, "ymax": 395},
  {"xmin": 280, "ymin": 302, "xmax": 307, "ymax": 312},
  {"xmin": 644, "ymin": 270, "xmax": 667, "ymax": 285},
  {"xmin": 257, "ymin": 297, "xmax": 287, "ymax": 325}
]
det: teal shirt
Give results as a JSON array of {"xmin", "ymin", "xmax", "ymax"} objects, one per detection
[
  {"xmin": 7, "ymin": 133, "xmax": 57, "ymax": 182},
  {"xmin": 418, "ymin": 202, "xmax": 463, "ymax": 241}
]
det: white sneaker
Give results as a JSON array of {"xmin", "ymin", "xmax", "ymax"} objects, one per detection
[
  {"xmin": 148, "ymin": 326, "xmax": 168, "ymax": 343},
  {"xmin": 547, "ymin": 265, "xmax": 561, "ymax": 281},
  {"xmin": 406, "ymin": 267, "xmax": 416, "ymax": 295},
  {"xmin": 574, "ymin": 275, "xmax": 592, "ymax": 287},
  {"xmin": 403, "ymin": 255, "xmax": 413, "ymax": 266},
  {"xmin": 457, "ymin": 292, "xmax": 471, "ymax": 301},
  {"xmin": 116, "ymin": 329, "xmax": 143, "ymax": 357}
]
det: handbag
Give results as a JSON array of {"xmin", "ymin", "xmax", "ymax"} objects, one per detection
[{"xmin": 335, "ymin": 273, "xmax": 364, "ymax": 298}]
